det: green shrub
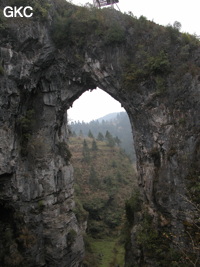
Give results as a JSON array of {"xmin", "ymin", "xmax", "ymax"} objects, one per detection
[
  {"xmin": 155, "ymin": 76, "xmax": 167, "ymax": 94},
  {"xmin": 0, "ymin": 9, "xmax": 7, "ymax": 30},
  {"xmin": 181, "ymin": 32, "xmax": 199, "ymax": 47},
  {"xmin": 173, "ymin": 21, "xmax": 182, "ymax": 31},
  {"xmin": 51, "ymin": 4, "xmax": 126, "ymax": 48},
  {"xmin": 178, "ymin": 117, "xmax": 186, "ymax": 125},
  {"xmin": 125, "ymin": 190, "xmax": 141, "ymax": 225},
  {"xmin": 27, "ymin": 135, "xmax": 50, "ymax": 161},
  {"xmin": 0, "ymin": 65, "xmax": 4, "ymax": 75},
  {"xmin": 166, "ymin": 24, "xmax": 180, "ymax": 43},
  {"xmin": 103, "ymin": 23, "xmax": 125, "ymax": 45},
  {"xmin": 52, "ymin": 6, "xmax": 97, "ymax": 48},
  {"xmin": 186, "ymin": 143, "xmax": 200, "ymax": 204},
  {"xmin": 83, "ymin": 198, "xmax": 107, "ymax": 212},
  {"xmin": 136, "ymin": 213, "xmax": 159, "ymax": 250},
  {"xmin": 38, "ymin": 200, "xmax": 45, "ymax": 212},
  {"xmin": 123, "ymin": 64, "xmax": 147, "ymax": 89},
  {"xmin": 104, "ymin": 211, "xmax": 121, "ymax": 228},
  {"xmin": 17, "ymin": 109, "xmax": 35, "ymax": 156},
  {"xmin": 149, "ymin": 147, "xmax": 161, "ymax": 168},
  {"xmin": 167, "ymin": 146, "xmax": 177, "ymax": 159},
  {"xmin": 88, "ymin": 220, "xmax": 105, "ymax": 237},
  {"xmin": 123, "ymin": 51, "xmax": 170, "ymax": 91},
  {"xmin": 82, "ymin": 139, "xmax": 91, "ymax": 163},
  {"xmin": 57, "ymin": 142, "xmax": 72, "ymax": 164},
  {"xmin": 67, "ymin": 229, "xmax": 77, "ymax": 246},
  {"xmin": 136, "ymin": 213, "xmax": 178, "ymax": 265},
  {"xmin": 73, "ymin": 198, "xmax": 88, "ymax": 223},
  {"xmin": 146, "ymin": 51, "xmax": 171, "ymax": 76}
]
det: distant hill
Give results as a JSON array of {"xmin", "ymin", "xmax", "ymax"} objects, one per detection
[
  {"xmin": 69, "ymin": 112, "xmax": 136, "ymax": 161},
  {"xmin": 96, "ymin": 112, "xmax": 120, "ymax": 122}
]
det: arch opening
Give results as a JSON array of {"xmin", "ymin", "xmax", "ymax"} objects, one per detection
[
  {"xmin": 67, "ymin": 87, "xmax": 136, "ymax": 161},
  {"xmin": 67, "ymin": 88, "xmax": 138, "ymax": 265}
]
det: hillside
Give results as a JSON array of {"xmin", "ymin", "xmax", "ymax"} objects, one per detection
[
  {"xmin": 69, "ymin": 136, "xmax": 138, "ymax": 266},
  {"xmin": 70, "ymin": 112, "xmax": 136, "ymax": 161}
]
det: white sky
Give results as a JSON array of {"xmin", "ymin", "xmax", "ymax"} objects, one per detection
[
  {"xmin": 68, "ymin": 0, "xmax": 200, "ymax": 123},
  {"xmin": 68, "ymin": 89, "xmax": 125, "ymax": 123}
]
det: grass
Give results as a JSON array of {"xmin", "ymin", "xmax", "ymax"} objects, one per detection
[{"xmin": 90, "ymin": 237, "xmax": 124, "ymax": 267}]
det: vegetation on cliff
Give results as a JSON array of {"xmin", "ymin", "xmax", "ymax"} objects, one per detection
[{"xmin": 50, "ymin": 0, "xmax": 200, "ymax": 93}]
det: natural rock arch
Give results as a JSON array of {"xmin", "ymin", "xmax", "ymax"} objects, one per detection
[{"xmin": 0, "ymin": 1, "xmax": 200, "ymax": 266}]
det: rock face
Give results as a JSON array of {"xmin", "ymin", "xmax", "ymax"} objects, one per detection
[{"xmin": 0, "ymin": 1, "xmax": 200, "ymax": 266}]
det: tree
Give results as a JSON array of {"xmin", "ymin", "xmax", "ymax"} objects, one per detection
[
  {"xmin": 89, "ymin": 166, "xmax": 98, "ymax": 186},
  {"xmin": 173, "ymin": 21, "xmax": 182, "ymax": 31},
  {"xmin": 88, "ymin": 130, "xmax": 94, "ymax": 139},
  {"xmin": 105, "ymin": 130, "xmax": 115, "ymax": 147},
  {"xmin": 92, "ymin": 139, "xmax": 98, "ymax": 151},
  {"xmin": 82, "ymin": 139, "xmax": 90, "ymax": 162},
  {"xmin": 97, "ymin": 132, "xmax": 104, "ymax": 141},
  {"xmin": 72, "ymin": 131, "xmax": 77, "ymax": 137},
  {"xmin": 115, "ymin": 136, "xmax": 121, "ymax": 146},
  {"xmin": 105, "ymin": 130, "xmax": 111, "ymax": 139}
]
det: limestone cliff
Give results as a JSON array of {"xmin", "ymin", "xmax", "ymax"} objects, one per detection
[{"xmin": 0, "ymin": 0, "xmax": 200, "ymax": 266}]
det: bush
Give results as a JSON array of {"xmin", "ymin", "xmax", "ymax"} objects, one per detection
[
  {"xmin": 136, "ymin": 213, "xmax": 159, "ymax": 250},
  {"xmin": 74, "ymin": 198, "xmax": 88, "ymax": 223},
  {"xmin": 125, "ymin": 190, "xmax": 141, "ymax": 225},
  {"xmin": 57, "ymin": 142, "xmax": 72, "ymax": 164},
  {"xmin": 37, "ymin": 200, "xmax": 45, "ymax": 212},
  {"xmin": 123, "ymin": 64, "xmax": 147, "ymax": 89},
  {"xmin": 51, "ymin": 4, "xmax": 125, "ymax": 48},
  {"xmin": 123, "ymin": 51, "xmax": 171, "ymax": 91},
  {"xmin": 173, "ymin": 21, "xmax": 182, "ymax": 31},
  {"xmin": 149, "ymin": 147, "xmax": 161, "ymax": 168},
  {"xmin": 103, "ymin": 23, "xmax": 125, "ymax": 45},
  {"xmin": 67, "ymin": 229, "xmax": 77, "ymax": 246},
  {"xmin": 135, "ymin": 213, "xmax": 176, "ymax": 265},
  {"xmin": 17, "ymin": 109, "xmax": 35, "ymax": 156},
  {"xmin": 52, "ymin": 6, "xmax": 97, "ymax": 48},
  {"xmin": 146, "ymin": 51, "xmax": 171, "ymax": 76},
  {"xmin": 0, "ymin": 9, "xmax": 6, "ymax": 30},
  {"xmin": 0, "ymin": 65, "xmax": 4, "ymax": 75}
]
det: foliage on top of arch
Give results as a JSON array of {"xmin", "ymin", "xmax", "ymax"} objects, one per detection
[
  {"xmin": 51, "ymin": 3, "xmax": 126, "ymax": 48},
  {"xmin": 122, "ymin": 50, "xmax": 171, "ymax": 92}
]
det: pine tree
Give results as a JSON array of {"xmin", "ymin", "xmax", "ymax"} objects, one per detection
[
  {"xmin": 97, "ymin": 132, "xmax": 104, "ymax": 141},
  {"xmin": 89, "ymin": 166, "xmax": 98, "ymax": 186},
  {"xmin": 92, "ymin": 139, "xmax": 98, "ymax": 151},
  {"xmin": 105, "ymin": 130, "xmax": 111, "ymax": 139},
  {"xmin": 115, "ymin": 136, "xmax": 121, "ymax": 146},
  {"xmin": 105, "ymin": 131, "xmax": 115, "ymax": 147},
  {"xmin": 82, "ymin": 139, "xmax": 90, "ymax": 162},
  {"xmin": 107, "ymin": 136, "xmax": 115, "ymax": 147},
  {"xmin": 72, "ymin": 131, "xmax": 77, "ymax": 137},
  {"xmin": 88, "ymin": 130, "xmax": 94, "ymax": 139}
]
